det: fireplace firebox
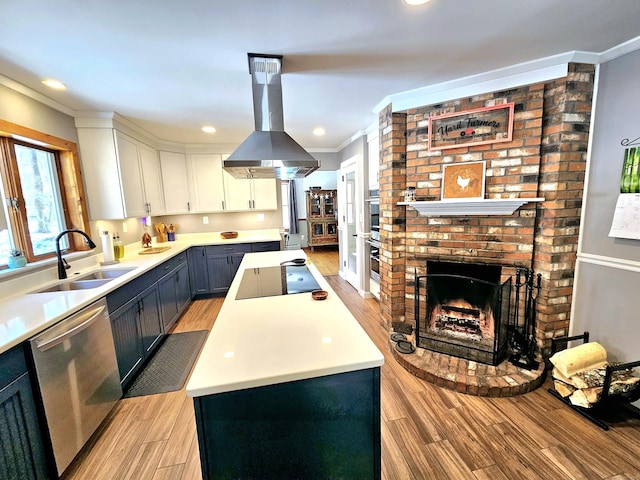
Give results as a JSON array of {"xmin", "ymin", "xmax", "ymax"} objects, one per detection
[{"xmin": 414, "ymin": 261, "xmax": 511, "ymax": 365}]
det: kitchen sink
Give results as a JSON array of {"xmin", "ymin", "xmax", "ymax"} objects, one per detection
[
  {"xmin": 72, "ymin": 267, "xmax": 137, "ymax": 281},
  {"xmin": 29, "ymin": 267, "xmax": 138, "ymax": 294},
  {"xmin": 32, "ymin": 279, "xmax": 113, "ymax": 293}
]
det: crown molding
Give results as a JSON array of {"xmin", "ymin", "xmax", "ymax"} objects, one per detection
[
  {"xmin": 599, "ymin": 35, "xmax": 640, "ymax": 63},
  {"xmin": 364, "ymin": 121, "xmax": 379, "ymax": 139},
  {"xmin": 0, "ymin": 74, "xmax": 75, "ymax": 116},
  {"xmin": 335, "ymin": 130, "xmax": 366, "ymax": 153},
  {"xmin": 373, "ymin": 51, "xmax": 601, "ymax": 114}
]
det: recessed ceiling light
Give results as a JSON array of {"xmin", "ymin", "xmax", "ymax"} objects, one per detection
[
  {"xmin": 313, "ymin": 127, "xmax": 325, "ymax": 136},
  {"xmin": 403, "ymin": 0, "xmax": 430, "ymax": 5},
  {"xmin": 41, "ymin": 79, "xmax": 66, "ymax": 90},
  {"xmin": 202, "ymin": 126, "xmax": 216, "ymax": 133}
]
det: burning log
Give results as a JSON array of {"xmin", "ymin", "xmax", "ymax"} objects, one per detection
[{"xmin": 550, "ymin": 342, "xmax": 640, "ymax": 408}]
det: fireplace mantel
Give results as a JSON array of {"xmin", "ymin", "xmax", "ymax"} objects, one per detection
[{"xmin": 398, "ymin": 198, "xmax": 545, "ymax": 216}]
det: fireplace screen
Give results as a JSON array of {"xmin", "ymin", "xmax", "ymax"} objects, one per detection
[{"xmin": 415, "ymin": 263, "xmax": 511, "ymax": 365}]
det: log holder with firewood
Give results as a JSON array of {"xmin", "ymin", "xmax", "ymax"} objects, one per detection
[{"xmin": 548, "ymin": 332, "xmax": 640, "ymax": 430}]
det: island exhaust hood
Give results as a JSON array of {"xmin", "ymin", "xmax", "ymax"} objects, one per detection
[{"xmin": 223, "ymin": 53, "xmax": 319, "ymax": 179}]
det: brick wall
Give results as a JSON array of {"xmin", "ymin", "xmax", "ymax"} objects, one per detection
[
  {"xmin": 378, "ymin": 105, "xmax": 407, "ymax": 327},
  {"xmin": 378, "ymin": 63, "xmax": 595, "ymax": 355}
]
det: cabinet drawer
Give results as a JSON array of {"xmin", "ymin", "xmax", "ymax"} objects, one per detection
[
  {"xmin": 156, "ymin": 252, "xmax": 188, "ymax": 278},
  {"xmin": 157, "ymin": 256, "xmax": 178, "ymax": 276},
  {"xmin": 251, "ymin": 241, "xmax": 281, "ymax": 252},
  {"xmin": 107, "ymin": 268, "xmax": 158, "ymax": 312},
  {"xmin": 206, "ymin": 243, "xmax": 252, "ymax": 255}
]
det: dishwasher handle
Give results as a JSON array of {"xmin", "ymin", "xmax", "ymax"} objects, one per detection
[{"xmin": 34, "ymin": 303, "xmax": 108, "ymax": 352}]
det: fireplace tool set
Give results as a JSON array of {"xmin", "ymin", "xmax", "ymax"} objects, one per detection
[{"xmin": 509, "ymin": 268, "xmax": 541, "ymax": 370}]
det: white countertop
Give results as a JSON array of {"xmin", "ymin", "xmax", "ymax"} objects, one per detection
[
  {"xmin": 0, "ymin": 229, "xmax": 281, "ymax": 354},
  {"xmin": 186, "ymin": 249, "xmax": 384, "ymax": 397}
]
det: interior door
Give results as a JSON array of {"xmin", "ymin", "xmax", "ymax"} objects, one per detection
[{"xmin": 339, "ymin": 161, "xmax": 359, "ymax": 289}]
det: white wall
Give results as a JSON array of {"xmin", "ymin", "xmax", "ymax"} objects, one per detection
[
  {"xmin": 572, "ymin": 48, "xmax": 640, "ymax": 363},
  {"xmin": 0, "ymin": 84, "xmax": 78, "ymax": 141},
  {"xmin": 286, "ymin": 170, "xmax": 339, "ymax": 248}
]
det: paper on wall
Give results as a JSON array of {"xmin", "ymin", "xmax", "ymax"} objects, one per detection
[{"xmin": 609, "ymin": 193, "xmax": 640, "ymax": 240}]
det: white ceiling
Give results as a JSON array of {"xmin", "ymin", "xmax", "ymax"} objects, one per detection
[{"xmin": 1, "ymin": 0, "xmax": 639, "ymax": 150}]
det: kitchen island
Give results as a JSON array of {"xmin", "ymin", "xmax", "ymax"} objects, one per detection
[{"xmin": 186, "ymin": 249, "xmax": 384, "ymax": 479}]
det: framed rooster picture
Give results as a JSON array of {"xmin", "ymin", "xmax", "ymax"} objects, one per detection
[{"xmin": 441, "ymin": 161, "xmax": 485, "ymax": 200}]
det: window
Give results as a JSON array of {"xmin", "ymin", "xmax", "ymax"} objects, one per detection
[
  {"xmin": 0, "ymin": 120, "xmax": 91, "ymax": 268},
  {"xmin": 281, "ymin": 181, "xmax": 290, "ymax": 232},
  {"xmin": 13, "ymin": 142, "xmax": 68, "ymax": 256}
]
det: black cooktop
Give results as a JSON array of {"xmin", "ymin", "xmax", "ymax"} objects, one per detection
[{"xmin": 235, "ymin": 263, "xmax": 322, "ymax": 300}]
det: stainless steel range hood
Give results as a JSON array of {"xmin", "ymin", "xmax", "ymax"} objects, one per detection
[{"xmin": 223, "ymin": 53, "xmax": 319, "ymax": 179}]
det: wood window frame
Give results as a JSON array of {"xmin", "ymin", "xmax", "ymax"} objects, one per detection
[{"xmin": 0, "ymin": 119, "xmax": 91, "ymax": 264}]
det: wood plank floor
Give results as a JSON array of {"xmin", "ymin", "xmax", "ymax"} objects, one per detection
[
  {"xmin": 61, "ymin": 249, "xmax": 640, "ymax": 480},
  {"xmin": 303, "ymin": 245, "xmax": 339, "ymax": 276}
]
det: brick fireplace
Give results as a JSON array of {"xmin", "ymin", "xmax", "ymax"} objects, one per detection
[
  {"xmin": 377, "ymin": 63, "xmax": 595, "ymax": 394},
  {"xmin": 416, "ymin": 261, "xmax": 512, "ymax": 365}
]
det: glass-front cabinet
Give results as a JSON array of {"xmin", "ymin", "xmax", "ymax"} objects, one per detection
[
  {"xmin": 306, "ymin": 189, "xmax": 338, "ymax": 251},
  {"xmin": 309, "ymin": 195, "xmax": 322, "ymax": 217}
]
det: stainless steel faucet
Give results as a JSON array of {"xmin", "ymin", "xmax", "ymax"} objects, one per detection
[{"xmin": 55, "ymin": 229, "xmax": 97, "ymax": 279}]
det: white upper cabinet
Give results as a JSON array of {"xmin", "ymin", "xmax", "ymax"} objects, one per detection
[
  {"xmin": 77, "ymin": 128, "xmax": 165, "ymax": 219},
  {"xmin": 223, "ymin": 174, "xmax": 277, "ymax": 211},
  {"xmin": 159, "ymin": 151, "xmax": 191, "ymax": 214},
  {"xmin": 251, "ymin": 178, "xmax": 278, "ymax": 210},
  {"xmin": 223, "ymin": 172, "xmax": 253, "ymax": 211},
  {"xmin": 114, "ymin": 132, "xmax": 146, "ymax": 217},
  {"xmin": 190, "ymin": 153, "xmax": 226, "ymax": 213},
  {"xmin": 189, "ymin": 153, "xmax": 277, "ymax": 213},
  {"xmin": 135, "ymin": 140, "xmax": 165, "ymax": 216}
]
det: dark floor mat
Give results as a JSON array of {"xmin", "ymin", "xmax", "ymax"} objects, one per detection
[{"xmin": 124, "ymin": 330, "xmax": 208, "ymax": 398}]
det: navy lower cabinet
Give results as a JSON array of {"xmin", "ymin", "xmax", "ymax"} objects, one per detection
[
  {"xmin": 192, "ymin": 242, "xmax": 280, "ymax": 296},
  {"xmin": 175, "ymin": 262, "xmax": 191, "ymax": 313},
  {"xmin": 108, "ymin": 253, "xmax": 191, "ymax": 387},
  {"xmin": 109, "ymin": 294, "xmax": 145, "ymax": 386},
  {"xmin": 251, "ymin": 240, "xmax": 281, "ymax": 253},
  {"xmin": 107, "ymin": 269, "xmax": 162, "ymax": 387},
  {"xmin": 188, "ymin": 246, "xmax": 209, "ymax": 296},
  {"xmin": 0, "ymin": 345, "xmax": 50, "ymax": 480},
  {"xmin": 138, "ymin": 284, "xmax": 163, "ymax": 354},
  {"xmin": 158, "ymin": 254, "xmax": 190, "ymax": 331},
  {"xmin": 193, "ymin": 367, "xmax": 381, "ymax": 479},
  {"xmin": 206, "ymin": 244, "xmax": 252, "ymax": 294}
]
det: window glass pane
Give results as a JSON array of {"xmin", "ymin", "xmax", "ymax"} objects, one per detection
[
  {"xmin": 14, "ymin": 144, "xmax": 67, "ymax": 256},
  {"xmin": 0, "ymin": 180, "xmax": 11, "ymax": 262},
  {"xmin": 281, "ymin": 181, "xmax": 290, "ymax": 231}
]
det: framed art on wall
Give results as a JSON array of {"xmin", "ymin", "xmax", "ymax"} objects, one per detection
[{"xmin": 442, "ymin": 161, "xmax": 486, "ymax": 200}]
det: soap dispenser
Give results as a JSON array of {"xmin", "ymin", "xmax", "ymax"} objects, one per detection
[{"xmin": 113, "ymin": 232, "xmax": 124, "ymax": 260}]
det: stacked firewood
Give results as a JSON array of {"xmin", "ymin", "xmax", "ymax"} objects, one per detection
[{"xmin": 549, "ymin": 342, "xmax": 640, "ymax": 408}]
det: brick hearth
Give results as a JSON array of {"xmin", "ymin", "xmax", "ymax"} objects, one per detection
[{"xmin": 388, "ymin": 337, "xmax": 546, "ymax": 397}]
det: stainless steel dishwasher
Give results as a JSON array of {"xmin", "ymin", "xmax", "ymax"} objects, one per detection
[{"xmin": 29, "ymin": 297, "xmax": 122, "ymax": 476}]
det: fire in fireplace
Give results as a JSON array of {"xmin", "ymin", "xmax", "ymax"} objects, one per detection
[{"xmin": 415, "ymin": 261, "xmax": 511, "ymax": 365}]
